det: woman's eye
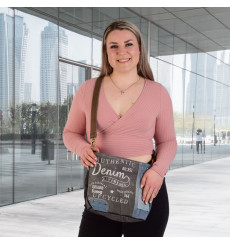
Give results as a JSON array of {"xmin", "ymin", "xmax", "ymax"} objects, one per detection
[{"xmin": 110, "ymin": 43, "xmax": 133, "ymax": 49}]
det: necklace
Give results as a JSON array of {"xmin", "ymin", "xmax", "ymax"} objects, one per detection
[{"xmin": 109, "ymin": 75, "xmax": 141, "ymax": 95}]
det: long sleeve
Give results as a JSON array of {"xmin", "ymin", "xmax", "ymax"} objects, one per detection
[
  {"xmin": 151, "ymin": 84, "xmax": 177, "ymax": 178},
  {"xmin": 63, "ymin": 81, "xmax": 91, "ymax": 156}
]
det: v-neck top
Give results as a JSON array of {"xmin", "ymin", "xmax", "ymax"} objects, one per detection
[
  {"xmin": 101, "ymin": 78, "xmax": 147, "ymax": 119},
  {"xmin": 63, "ymin": 77, "xmax": 177, "ymax": 177}
]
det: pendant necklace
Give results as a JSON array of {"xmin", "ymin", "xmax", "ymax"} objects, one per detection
[{"xmin": 109, "ymin": 75, "xmax": 141, "ymax": 95}]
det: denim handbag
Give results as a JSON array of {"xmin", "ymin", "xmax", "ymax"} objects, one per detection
[{"xmin": 85, "ymin": 76, "xmax": 156, "ymax": 223}]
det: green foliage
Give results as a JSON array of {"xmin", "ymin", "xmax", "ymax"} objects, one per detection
[{"xmin": 1, "ymin": 99, "xmax": 70, "ymax": 140}]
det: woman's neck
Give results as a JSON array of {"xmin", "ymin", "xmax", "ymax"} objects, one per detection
[{"xmin": 109, "ymin": 71, "xmax": 141, "ymax": 87}]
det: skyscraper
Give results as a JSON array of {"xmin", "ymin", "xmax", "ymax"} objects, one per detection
[
  {"xmin": 40, "ymin": 22, "xmax": 68, "ymax": 104},
  {"xmin": 0, "ymin": 11, "xmax": 28, "ymax": 118}
]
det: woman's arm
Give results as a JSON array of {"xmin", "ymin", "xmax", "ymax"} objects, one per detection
[
  {"xmin": 63, "ymin": 82, "xmax": 91, "ymax": 156},
  {"xmin": 141, "ymin": 84, "xmax": 177, "ymax": 204},
  {"xmin": 151, "ymin": 84, "xmax": 177, "ymax": 178}
]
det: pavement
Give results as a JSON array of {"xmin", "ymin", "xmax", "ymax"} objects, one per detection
[{"xmin": 0, "ymin": 157, "xmax": 230, "ymax": 237}]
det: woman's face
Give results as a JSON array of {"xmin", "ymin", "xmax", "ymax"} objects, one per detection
[{"xmin": 106, "ymin": 29, "xmax": 140, "ymax": 74}]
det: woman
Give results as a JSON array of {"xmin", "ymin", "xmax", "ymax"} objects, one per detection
[{"xmin": 63, "ymin": 20, "xmax": 177, "ymax": 237}]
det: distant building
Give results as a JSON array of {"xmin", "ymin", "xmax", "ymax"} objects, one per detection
[
  {"xmin": 40, "ymin": 23, "xmax": 68, "ymax": 104},
  {"xmin": 0, "ymin": 11, "xmax": 28, "ymax": 116}
]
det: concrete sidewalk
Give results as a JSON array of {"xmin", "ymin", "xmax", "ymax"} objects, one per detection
[{"xmin": 0, "ymin": 157, "xmax": 230, "ymax": 237}]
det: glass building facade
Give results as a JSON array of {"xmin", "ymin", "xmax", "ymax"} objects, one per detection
[{"xmin": 0, "ymin": 7, "xmax": 230, "ymax": 207}]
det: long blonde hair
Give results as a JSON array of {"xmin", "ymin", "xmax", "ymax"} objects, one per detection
[{"xmin": 98, "ymin": 19, "xmax": 154, "ymax": 81}]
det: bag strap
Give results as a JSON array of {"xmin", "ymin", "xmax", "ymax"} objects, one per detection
[{"xmin": 90, "ymin": 76, "xmax": 103, "ymax": 149}]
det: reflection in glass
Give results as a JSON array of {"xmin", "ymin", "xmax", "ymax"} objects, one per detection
[
  {"xmin": 223, "ymin": 63, "xmax": 230, "ymax": 86},
  {"xmin": 140, "ymin": 18, "xmax": 148, "ymax": 50},
  {"xmin": 203, "ymin": 78, "xmax": 215, "ymax": 162},
  {"xmin": 58, "ymin": 63, "xmax": 90, "ymax": 192},
  {"xmin": 93, "ymin": 7, "xmax": 119, "ymax": 36},
  {"xmin": 194, "ymin": 75, "xmax": 205, "ymax": 164},
  {"xmin": 13, "ymin": 10, "xmax": 58, "ymax": 203},
  {"xmin": 120, "ymin": 8, "xmax": 142, "ymax": 30},
  {"xmin": 150, "ymin": 57, "xmax": 158, "ymax": 81},
  {"xmin": 158, "ymin": 28, "xmax": 173, "ymax": 63},
  {"xmin": 197, "ymin": 52, "xmax": 206, "ymax": 77},
  {"xmin": 150, "ymin": 23, "xmax": 158, "ymax": 57},
  {"xmin": 0, "ymin": 7, "xmax": 230, "ymax": 207},
  {"xmin": 170, "ymin": 66, "xmax": 184, "ymax": 169},
  {"xmin": 93, "ymin": 36, "xmax": 102, "ymax": 68},
  {"xmin": 186, "ymin": 44, "xmax": 197, "ymax": 73},
  {"xmin": 183, "ymin": 72, "xmax": 197, "ymax": 166},
  {"xmin": 173, "ymin": 37, "xmax": 186, "ymax": 69},
  {"xmin": 0, "ymin": 7, "xmax": 14, "ymax": 206},
  {"xmin": 59, "ymin": 7, "xmax": 92, "ymax": 32},
  {"xmin": 157, "ymin": 59, "xmax": 173, "ymax": 91},
  {"xmin": 59, "ymin": 26, "xmax": 91, "ymax": 65},
  {"xmin": 92, "ymin": 69, "xmax": 101, "ymax": 78}
]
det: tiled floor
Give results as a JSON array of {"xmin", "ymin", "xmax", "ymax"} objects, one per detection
[{"xmin": 0, "ymin": 157, "xmax": 230, "ymax": 237}]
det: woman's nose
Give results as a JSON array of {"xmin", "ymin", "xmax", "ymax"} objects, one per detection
[{"xmin": 116, "ymin": 46, "xmax": 127, "ymax": 54}]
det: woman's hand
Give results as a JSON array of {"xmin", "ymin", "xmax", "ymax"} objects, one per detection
[
  {"xmin": 140, "ymin": 168, "xmax": 164, "ymax": 204},
  {"xmin": 80, "ymin": 146, "xmax": 100, "ymax": 168}
]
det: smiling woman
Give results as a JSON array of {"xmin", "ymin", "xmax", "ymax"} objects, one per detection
[
  {"xmin": 106, "ymin": 30, "xmax": 140, "ymax": 77},
  {"xmin": 63, "ymin": 19, "xmax": 177, "ymax": 237}
]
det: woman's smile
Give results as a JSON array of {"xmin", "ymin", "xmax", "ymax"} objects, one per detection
[
  {"xmin": 117, "ymin": 58, "xmax": 131, "ymax": 63},
  {"xmin": 106, "ymin": 29, "xmax": 140, "ymax": 73}
]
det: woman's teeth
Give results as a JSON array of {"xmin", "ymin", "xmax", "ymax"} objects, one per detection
[{"xmin": 118, "ymin": 59, "xmax": 130, "ymax": 63}]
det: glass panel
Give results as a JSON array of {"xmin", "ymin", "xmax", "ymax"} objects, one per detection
[
  {"xmin": 58, "ymin": 62, "xmax": 90, "ymax": 192},
  {"xmin": 92, "ymin": 7, "xmax": 119, "ymax": 36},
  {"xmin": 140, "ymin": 18, "xmax": 148, "ymax": 50},
  {"xmin": 0, "ymin": 7, "xmax": 14, "ymax": 206},
  {"xmin": 16, "ymin": 7, "xmax": 58, "ymax": 23},
  {"xmin": 213, "ymin": 82, "xmax": 224, "ymax": 159},
  {"xmin": 183, "ymin": 72, "xmax": 197, "ymax": 167},
  {"xmin": 120, "ymin": 8, "xmax": 142, "ymax": 30},
  {"xmin": 71, "ymin": 65, "xmax": 89, "ymax": 190},
  {"xmin": 35, "ymin": 7, "xmax": 58, "ymax": 18},
  {"xmin": 14, "ymin": 10, "xmax": 58, "ymax": 203},
  {"xmin": 194, "ymin": 75, "xmax": 205, "ymax": 164},
  {"xmin": 227, "ymin": 86, "xmax": 230, "ymax": 157},
  {"xmin": 170, "ymin": 66, "xmax": 185, "ymax": 169},
  {"xmin": 197, "ymin": 52, "xmax": 206, "ymax": 77},
  {"xmin": 59, "ymin": 7, "xmax": 92, "ymax": 32},
  {"xmin": 207, "ymin": 50, "xmax": 218, "ymax": 59},
  {"xmin": 216, "ymin": 83, "xmax": 229, "ymax": 159},
  {"xmin": 186, "ymin": 44, "xmax": 197, "ymax": 73},
  {"xmin": 173, "ymin": 37, "xmax": 186, "ymax": 69},
  {"xmin": 158, "ymin": 28, "xmax": 173, "ymax": 63},
  {"xmin": 223, "ymin": 62, "xmax": 230, "ymax": 86},
  {"xmin": 150, "ymin": 57, "xmax": 158, "ymax": 81},
  {"xmin": 203, "ymin": 79, "xmax": 215, "ymax": 162},
  {"xmin": 206, "ymin": 54, "xmax": 217, "ymax": 81},
  {"xmin": 223, "ymin": 50, "xmax": 230, "ymax": 65},
  {"xmin": 59, "ymin": 24, "xmax": 92, "ymax": 65},
  {"xmin": 92, "ymin": 69, "xmax": 101, "ymax": 78},
  {"xmin": 150, "ymin": 23, "xmax": 158, "ymax": 57},
  {"xmin": 157, "ymin": 59, "xmax": 173, "ymax": 90},
  {"xmin": 215, "ymin": 50, "xmax": 224, "ymax": 63},
  {"xmin": 93, "ymin": 36, "xmax": 102, "ymax": 68},
  {"xmin": 58, "ymin": 62, "xmax": 72, "ymax": 192}
]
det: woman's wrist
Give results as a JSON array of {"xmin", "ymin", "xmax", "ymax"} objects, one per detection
[{"xmin": 149, "ymin": 166, "xmax": 164, "ymax": 179}]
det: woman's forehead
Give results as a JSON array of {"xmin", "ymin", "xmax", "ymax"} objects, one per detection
[{"xmin": 106, "ymin": 29, "xmax": 137, "ymax": 43}]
